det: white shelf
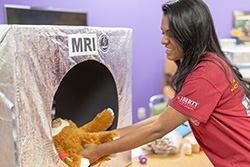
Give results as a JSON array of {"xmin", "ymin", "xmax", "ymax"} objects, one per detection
[{"xmin": 222, "ymin": 45, "xmax": 250, "ymax": 79}]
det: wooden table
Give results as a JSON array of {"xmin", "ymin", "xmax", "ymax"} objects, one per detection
[{"xmin": 128, "ymin": 133, "xmax": 213, "ymax": 167}]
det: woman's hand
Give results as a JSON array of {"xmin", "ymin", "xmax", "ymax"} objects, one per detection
[{"xmin": 78, "ymin": 144, "xmax": 101, "ymax": 164}]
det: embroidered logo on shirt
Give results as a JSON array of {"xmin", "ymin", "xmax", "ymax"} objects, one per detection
[
  {"xmin": 190, "ymin": 117, "xmax": 200, "ymax": 126},
  {"xmin": 242, "ymin": 95, "xmax": 250, "ymax": 116},
  {"xmin": 177, "ymin": 96, "xmax": 199, "ymax": 110}
]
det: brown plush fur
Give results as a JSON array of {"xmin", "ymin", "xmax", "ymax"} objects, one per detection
[{"xmin": 52, "ymin": 109, "xmax": 119, "ymax": 167}]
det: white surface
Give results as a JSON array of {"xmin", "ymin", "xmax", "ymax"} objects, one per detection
[{"xmin": 131, "ymin": 146, "xmax": 149, "ymax": 158}]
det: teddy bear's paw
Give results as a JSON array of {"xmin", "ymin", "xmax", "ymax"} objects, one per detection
[
  {"xmin": 113, "ymin": 136, "xmax": 120, "ymax": 140},
  {"xmin": 80, "ymin": 108, "xmax": 115, "ymax": 132},
  {"xmin": 106, "ymin": 108, "xmax": 114, "ymax": 116},
  {"xmin": 80, "ymin": 158, "xmax": 90, "ymax": 167}
]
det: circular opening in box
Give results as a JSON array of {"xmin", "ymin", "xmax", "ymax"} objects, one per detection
[{"xmin": 53, "ymin": 60, "xmax": 118, "ymax": 130}]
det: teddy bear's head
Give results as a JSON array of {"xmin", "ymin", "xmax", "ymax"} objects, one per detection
[{"xmin": 51, "ymin": 108, "xmax": 119, "ymax": 167}]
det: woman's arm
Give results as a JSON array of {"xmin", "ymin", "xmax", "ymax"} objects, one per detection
[
  {"xmin": 79, "ymin": 106, "xmax": 189, "ymax": 163},
  {"xmin": 111, "ymin": 114, "xmax": 160, "ymax": 137}
]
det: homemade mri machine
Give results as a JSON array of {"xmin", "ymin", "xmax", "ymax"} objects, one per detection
[{"xmin": 0, "ymin": 25, "xmax": 132, "ymax": 167}]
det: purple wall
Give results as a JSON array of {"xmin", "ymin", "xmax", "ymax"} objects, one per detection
[{"xmin": 1, "ymin": 0, "xmax": 250, "ymax": 123}]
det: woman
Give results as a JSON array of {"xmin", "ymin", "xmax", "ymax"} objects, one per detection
[{"xmin": 80, "ymin": 0, "xmax": 250, "ymax": 166}]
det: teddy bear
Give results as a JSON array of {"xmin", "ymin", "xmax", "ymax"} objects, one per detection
[{"xmin": 51, "ymin": 108, "xmax": 119, "ymax": 167}]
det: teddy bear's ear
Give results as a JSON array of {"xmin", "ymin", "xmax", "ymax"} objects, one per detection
[
  {"xmin": 52, "ymin": 117, "xmax": 60, "ymax": 121},
  {"xmin": 52, "ymin": 118, "xmax": 62, "ymax": 128}
]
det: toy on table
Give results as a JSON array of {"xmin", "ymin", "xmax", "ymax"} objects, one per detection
[
  {"xmin": 141, "ymin": 130, "xmax": 182, "ymax": 155},
  {"xmin": 141, "ymin": 122, "xmax": 191, "ymax": 156},
  {"xmin": 138, "ymin": 154, "xmax": 147, "ymax": 164},
  {"xmin": 183, "ymin": 143, "xmax": 192, "ymax": 156},
  {"xmin": 185, "ymin": 135, "xmax": 201, "ymax": 154},
  {"xmin": 52, "ymin": 108, "xmax": 119, "ymax": 167}
]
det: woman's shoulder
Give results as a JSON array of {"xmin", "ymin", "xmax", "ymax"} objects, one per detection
[
  {"xmin": 190, "ymin": 52, "xmax": 231, "ymax": 81},
  {"xmin": 197, "ymin": 52, "xmax": 228, "ymax": 71}
]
